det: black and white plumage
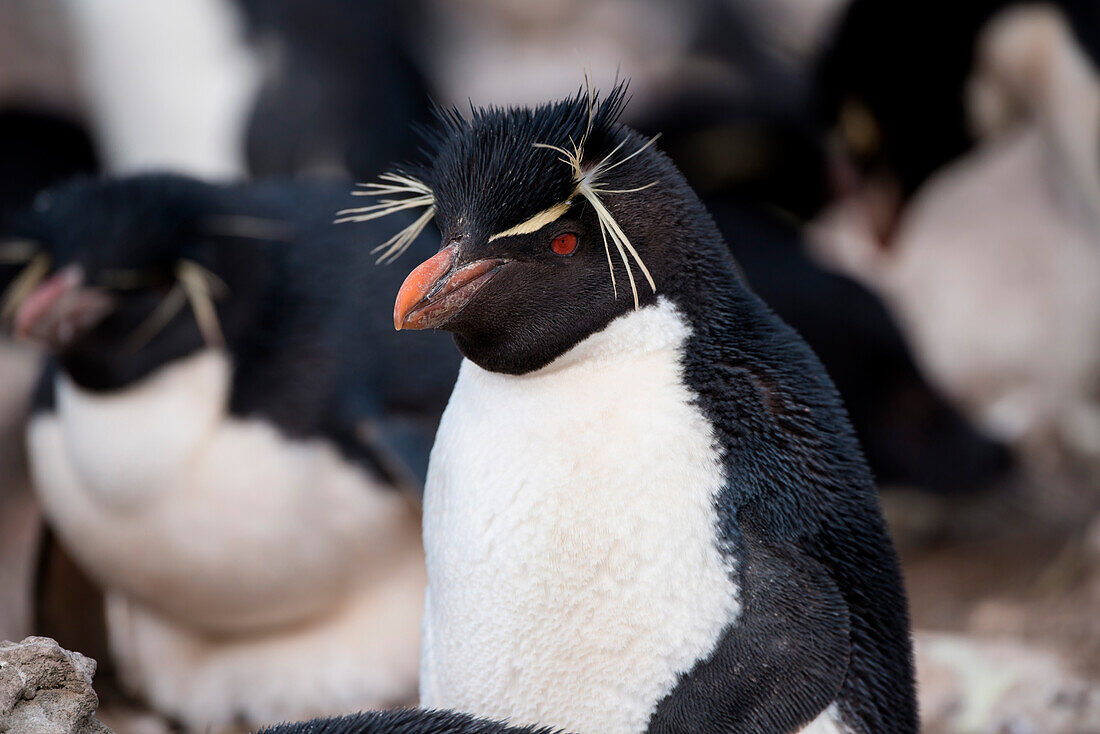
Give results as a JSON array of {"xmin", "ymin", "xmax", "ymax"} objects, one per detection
[
  {"xmin": 267, "ymin": 86, "xmax": 917, "ymax": 733},
  {"xmin": 631, "ymin": 90, "xmax": 1012, "ymax": 494},
  {"xmin": 0, "ymin": 174, "xmax": 460, "ymax": 729}
]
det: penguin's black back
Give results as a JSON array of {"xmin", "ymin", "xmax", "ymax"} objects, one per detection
[
  {"xmin": 710, "ymin": 201, "xmax": 1010, "ymax": 492},
  {"xmin": 635, "ymin": 145, "xmax": 916, "ymax": 732}
]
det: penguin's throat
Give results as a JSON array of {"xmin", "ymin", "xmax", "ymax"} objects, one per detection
[{"xmin": 525, "ymin": 296, "xmax": 692, "ymax": 376}]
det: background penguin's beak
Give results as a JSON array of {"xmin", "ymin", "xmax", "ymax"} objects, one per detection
[
  {"xmin": 394, "ymin": 243, "xmax": 506, "ymax": 331},
  {"xmin": 13, "ymin": 266, "xmax": 115, "ymax": 348}
]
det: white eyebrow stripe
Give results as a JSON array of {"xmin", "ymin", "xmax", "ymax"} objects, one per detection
[{"xmin": 488, "ymin": 200, "xmax": 573, "ymax": 242}]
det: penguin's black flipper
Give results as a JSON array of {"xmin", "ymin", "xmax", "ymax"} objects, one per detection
[
  {"xmin": 257, "ymin": 710, "xmax": 562, "ymax": 734},
  {"xmin": 330, "ymin": 372, "xmax": 452, "ymax": 497},
  {"xmin": 647, "ymin": 528, "xmax": 850, "ymax": 733},
  {"xmin": 355, "ymin": 414, "xmax": 439, "ymax": 497},
  {"xmin": 29, "ymin": 358, "xmax": 58, "ymax": 415}
]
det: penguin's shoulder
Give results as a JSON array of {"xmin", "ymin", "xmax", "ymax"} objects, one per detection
[{"xmin": 671, "ymin": 276, "xmax": 877, "ymax": 534}]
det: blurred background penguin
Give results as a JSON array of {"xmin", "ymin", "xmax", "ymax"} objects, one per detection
[
  {"xmin": 3, "ymin": 173, "xmax": 458, "ymax": 729},
  {"xmin": 0, "ymin": 0, "xmax": 1098, "ymax": 732}
]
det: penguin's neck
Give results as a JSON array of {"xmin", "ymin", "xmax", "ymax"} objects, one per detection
[
  {"xmin": 421, "ymin": 298, "xmax": 740, "ymax": 734},
  {"xmin": 528, "ymin": 295, "xmax": 694, "ymax": 373}
]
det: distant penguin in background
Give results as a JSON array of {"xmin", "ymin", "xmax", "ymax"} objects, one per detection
[
  {"xmin": 234, "ymin": 0, "xmax": 433, "ymax": 180},
  {"xmin": 1, "ymin": 174, "xmax": 461, "ymax": 730},
  {"xmin": 817, "ymin": 0, "xmax": 1100, "ymax": 241},
  {"xmin": 60, "ymin": 0, "xmax": 261, "ymax": 178},
  {"xmin": 629, "ymin": 89, "xmax": 1012, "ymax": 495},
  {"xmin": 814, "ymin": 0, "xmax": 1100, "ymax": 460},
  {"xmin": 262, "ymin": 84, "xmax": 917, "ymax": 734}
]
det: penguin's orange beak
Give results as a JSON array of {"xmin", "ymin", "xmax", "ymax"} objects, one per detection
[
  {"xmin": 13, "ymin": 266, "xmax": 115, "ymax": 347},
  {"xmin": 393, "ymin": 244, "xmax": 506, "ymax": 331}
]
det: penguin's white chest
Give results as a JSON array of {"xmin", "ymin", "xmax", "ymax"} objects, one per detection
[
  {"xmin": 420, "ymin": 300, "xmax": 740, "ymax": 734},
  {"xmin": 27, "ymin": 349, "xmax": 415, "ymax": 632}
]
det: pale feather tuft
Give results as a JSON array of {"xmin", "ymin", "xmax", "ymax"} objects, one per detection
[
  {"xmin": 127, "ymin": 260, "xmax": 228, "ymax": 351},
  {"xmin": 0, "ymin": 253, "xmax": 51, "ymax": 323},
  {"xmin": 0, "ymin": 239, "xmax": 40, "ymax": 264},
  {"xmin": 335, "ymin": 172, "xmax": 436, "ymax": 264}
]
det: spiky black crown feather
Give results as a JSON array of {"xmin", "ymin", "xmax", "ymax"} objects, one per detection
[
  {"xmin": 416, "ymin": 83, "xmax": 630, "ymax": 238},
  {"xmin": 339, "ymin": 81, "xmax": 662, "ymax": 306}
]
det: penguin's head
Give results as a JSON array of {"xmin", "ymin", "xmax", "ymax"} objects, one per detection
[
  {"xmin": 359, "ymin": 83, "xmax": 699, "ymax": 375},
  {"xmin": 0, "ymin": 174, "xmax": 274, "ymax": 387}
]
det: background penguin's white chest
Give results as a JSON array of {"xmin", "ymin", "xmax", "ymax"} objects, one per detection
[
  {"xmin": 420, "ymin": 301, "xmax": 741, "ymax": 734},
  {"xmin": 27, "ymin": 349, "xmax": 415, "ymax": 631},
  {"xmin": 26, "ymin": 349, "xmax": 427, "ymax": 727}
]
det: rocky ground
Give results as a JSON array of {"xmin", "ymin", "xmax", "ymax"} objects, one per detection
[
  {"xmin": 0, "ymin": 636, "xmax": 111, "ymax": 733},
  {"xmin": 891, "ymin": 472, "xmax": 1100, "ymax": 734}
]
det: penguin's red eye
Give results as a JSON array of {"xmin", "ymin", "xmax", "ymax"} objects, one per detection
[{"xmin": 550, "ymin": 233, "xmax": 578, "ymax": 256}]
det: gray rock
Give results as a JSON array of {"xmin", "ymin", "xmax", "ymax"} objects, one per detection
[{"xmin": 0, "ymin": 636, "xmax": 112, "ymax": 734}]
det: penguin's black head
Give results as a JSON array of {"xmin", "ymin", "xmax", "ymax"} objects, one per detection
[
  {"xmin": 364, "ymin": 83, "xmax": 693, "ymax": 375},
  {"xmin": 0, "ymin": 174, "xmax": 274, "ymax": 388}
]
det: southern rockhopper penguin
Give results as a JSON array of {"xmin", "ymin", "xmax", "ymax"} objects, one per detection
[
  {"xmin": 263, "ymin": 85, "xmax": 918, "ymax": 733},
  {"xmin": 0, "ymin": 174, "xmax": 461, "ymax": 729}
]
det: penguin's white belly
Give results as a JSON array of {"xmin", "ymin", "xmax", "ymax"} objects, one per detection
[
  {"xmin": 28, "ymin": 349, "xmax": 417, "ymax": 633},
  {"xmin": 104, "ymin": 537, "xmax": 425, "ymax": 730},
  {"xmin": 421, "ymin": 301, "xmax": 740, "ymax": 734}
]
